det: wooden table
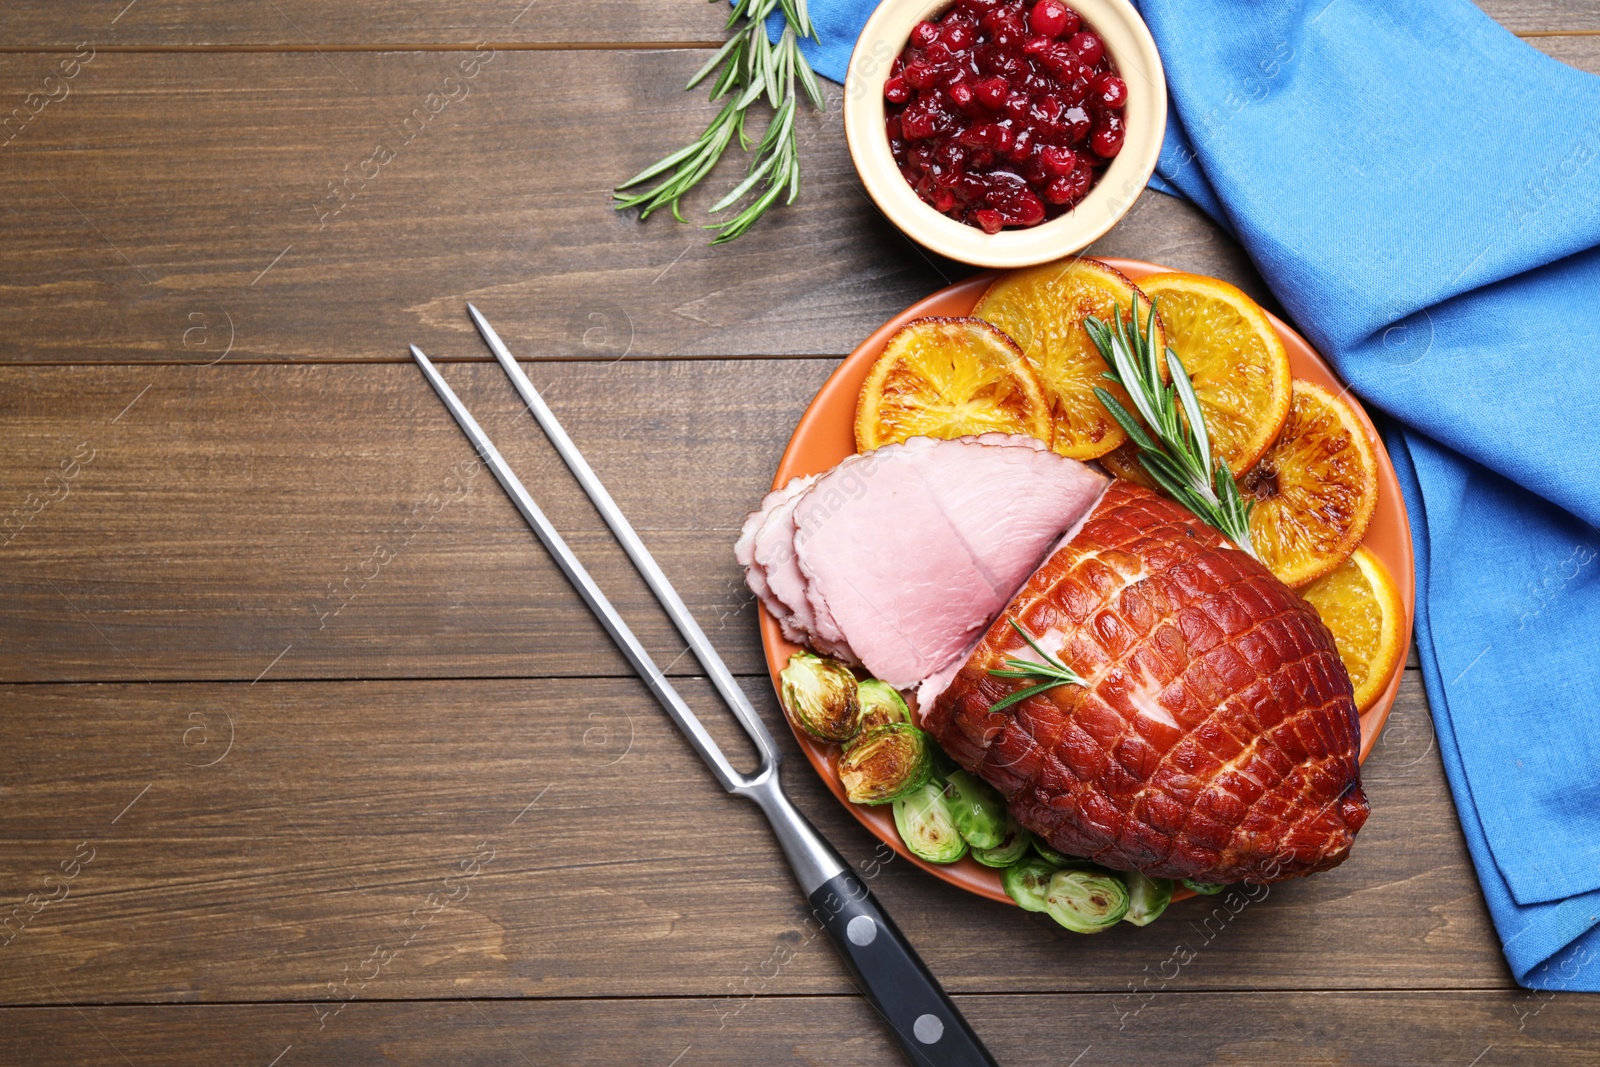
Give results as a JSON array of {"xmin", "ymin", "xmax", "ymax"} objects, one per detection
[{"xmin": 1, "ymin": 3, "xmax": 1595, "ymax": 1064}]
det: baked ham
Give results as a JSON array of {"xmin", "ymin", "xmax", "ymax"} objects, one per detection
[
  {"xmin": 923, "ymin": 482, "xmax": 1369, "ymax": 884},
  {"xmin": 737, "ymin": 435, "xmax": 1108, "ymax": 688}
]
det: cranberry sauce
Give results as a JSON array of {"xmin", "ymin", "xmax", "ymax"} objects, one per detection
[{"xmin": 884, "ymin": 0, "xmax": 1127, "ymax": 234}]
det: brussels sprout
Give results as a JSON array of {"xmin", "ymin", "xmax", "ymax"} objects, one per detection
[
  {"xmin": 848, "ymin": 680, "xmax": 911, "ymax": 743},
  {"xmin": 1045, "ymin": 869, "xmax": 1130, "ymax": 933},
  {"xmin": 972, "ymin": 814, "xmax": 1032, "ymax": 867},
  {"xmin": 1033, "ymin": 840, "xmax": 1073, "ymax": 868},
  {"xmin": 1000, "ymin": 858, "xmax": 1057, "ymax": 912},
  {"xmin": 837, "ymin": 723, "xmax": 933, "ymax": 805},
  {"xmin": 892, "ymin": 783, "xmax": 968, "ymax": 864},
  {"xmin": 1121, "ymin": 872, "xmax": 1174, "ymax": 926},
  {"xmin": 941, "ymin": 770, "xmax": 1006, "ymax": 850},
  {"xmin": 1032, "ymin": 840, "xmax": 1101, "ymax": 870},
  {"xmin": 1182, "ymin": 879, "xmax": 1228, "ymax": 896},
  {"xmin": 780, "ymin": 652, "xmax": 861, "ymax": 743}
]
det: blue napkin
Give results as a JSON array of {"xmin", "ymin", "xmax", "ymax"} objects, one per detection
[
  {"xmin": 779, "ymin": 0, "xmax": 1600, "ymax": 989},
  {"xmin": 1140, "ymin": 0, "xmax": 1600, "ymax": 992}
]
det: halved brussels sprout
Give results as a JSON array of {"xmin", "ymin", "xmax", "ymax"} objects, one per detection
[
  {"xmin": 1045, "ymin": 869, "xmax": 1130, "ymax": 933},
  {"xmin": 942, "ymin": 770, "xmax": 1006, "ymax": 850},
  {"xmin": 837, "ymin": 723, "xmax": 933, "ymax": 805},
  {"xmin": 892, "ymin": 782, "xmax": 968, "ymax": 864},
  {"xmin": 1182, "ymin": 879, "xmax": 1227, "ymax": 896},
  {"xmin": 1032, "ymin": 840, "xmax": 1099, "ymax": 869},
  {"xmin": 849, "ymin": 680, "xmax": 911, "ymax": 744},
  {"xmin": 1122, "ymin": 872, "xmax": 1174, "ymax": 926},
  {"xmin": 1000, "ymin": 858, "xmax": 1057, "ymax": 912},
  {"xmin": 972, "ymin": 814, "xmax": 1032, "ymax": 867},
  {"xmin": 780, "ymin": 651, "xmax": 861, "ymax": 743}
]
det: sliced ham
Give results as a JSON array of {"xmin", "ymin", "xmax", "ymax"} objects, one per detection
[
  {"xmin": 737, "ymin": 434, "xmax": 1106, "ymax": 690},
  {"xmin": 737, "ymin": 476, "xmax": 818, "ymax": 649}
]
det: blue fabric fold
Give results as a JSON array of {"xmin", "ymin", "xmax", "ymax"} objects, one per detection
[{"xmin": 778, "ymin": 0, "xmax": 1600, "ymax": 988}]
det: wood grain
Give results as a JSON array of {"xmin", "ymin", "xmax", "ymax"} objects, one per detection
[
  {"xmin": 2, "ymin": 39, "xmax": 1595, "ymax": 367},
  {"xmin": 0, "ymin": 0, "xmax": 1593, "ymax": 47},
  {"xmin": 3, "ymin": 989, "xmax": 1592, "ymax": 1067},
  {"xmin": 0, "ymin": 671, "xmax": 1510, "ymax": 1003},
  {"xmin": 0, "ymin": 359, "xmax": 832, "ymax": 682},
  {"xmin": 0, "ymin": 47, "xmax": 1310, "ymax": 366}
]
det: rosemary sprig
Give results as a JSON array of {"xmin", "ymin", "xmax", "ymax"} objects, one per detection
[
  {"xmin": 987, "ymin": 618, "xmax": 1088, "ymax": 712},
  {"xmin": 1085, "ymin": 298, "xmax": 1258, "ymax": 556},
  {"xmin": 613, "ymin": 0, "xmax": 825, "ymax": 244}
]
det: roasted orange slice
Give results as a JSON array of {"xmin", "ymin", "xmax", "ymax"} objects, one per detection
[
  {"xmin": 1301, "ymin": 547, "xmax": 1406, "ymax": 713},
  {"xmin": 855, "ymin": 317, "xmax": 1052, "ymax": 452},
  {"xmin": 973, "ymin": 257, "xmax": 1164, "ymax": 461},
  {"xmin": 1138, "ymin": 272, "xmax": 1292, "ymax": 473},
  {"xmin": 1243, "ymin": 380, "xmax": 1379, "ymax": 587}
]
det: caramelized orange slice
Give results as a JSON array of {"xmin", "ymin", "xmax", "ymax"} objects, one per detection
[
  {"xmin": 1244, "ymin": 380, "xmax": 1379, "ymax": 587},
  {"xmin": 855, "ymin": 317, "xmax": 1052, "ymax": 452},
  {"xmin": 973, "ymin": 257, "xmax": 1164, "ymax": 460},
  {"xmin": 1301, "ymin": 546, "xmax": 1406, "ymax": 713},
  {"xmin": 1138, "ymin": 272, "xmax": 1292, "ymax": 473}
]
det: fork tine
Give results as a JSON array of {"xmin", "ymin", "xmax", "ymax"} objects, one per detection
[
  {"xmin": 466, "ymin": 304, "xmax": 780, "ymax": 763},
  {"xmin": 408, "ymin": 344, "xmax": 751, "ymax": 792}
]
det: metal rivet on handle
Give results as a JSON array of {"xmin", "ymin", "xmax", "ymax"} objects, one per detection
[
  {"xmin": 846, "ymin": 915, "xmax": 877, "ymax": 946},
  {"xmin": 913, "ymin": 1014, "xmax": 944, "ymax": 1044}
]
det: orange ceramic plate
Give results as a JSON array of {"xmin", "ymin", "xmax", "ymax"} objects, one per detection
[{"xmin": 759, "ymin": 258, "xmax": 1416, "ymax": 906}]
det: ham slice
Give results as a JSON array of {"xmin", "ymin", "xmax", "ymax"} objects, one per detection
[
  {"xmin": 923, "ymin": 482, "xmax": 1369, "ymax": 884},
  {"xmin": 738, "ymin": 434, "xmax": 1107, "ymax": 689}
]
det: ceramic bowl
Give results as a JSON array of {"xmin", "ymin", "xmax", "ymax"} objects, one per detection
[{"xmin": 843, "ymin": 0, "xmax": 1167, "ymax": 267}]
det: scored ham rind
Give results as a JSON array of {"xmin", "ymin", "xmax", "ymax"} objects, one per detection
[
  {"xmin": 792, "ymin": 434, "xmax": 1107, "ymax": 689},
  {"xmin": 924, "ymin": 482, "xmax": 1369, "ymax": 885}
]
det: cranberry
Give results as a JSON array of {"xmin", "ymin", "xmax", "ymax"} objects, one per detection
[
  {"xmin": 1058, "ymin": 6, "xmax": 1081, "ymax": 35},
  {"xmin": 1090, "ymin": 113, "xmax": 1125, "ymax": 157},
  {"xmin": 1092, "ymin": 72, "xmax": 1127, "ymax": 109},
  {"xmin": 942, "ymin": 18, "xmax": 977, "ymax": 51},
  {"xmin": 1045, "ymin": 166, "xmax": 1093, "ymax": 205},
  {"xmin": 903, "ymin": 60, "xmax": 936, "ymax": 89},
  {"xmin": 1005, "ymin": 126, "xmax": 1033, "ymax": 162},
  {"xmin": 973, "ymin": 208, "xmax": 1005, "ymax": 234},
  {"xmin": 1059, "ymin": 104, "xmax": 1091, "ymax": 144},
  {"xmin": 974, "ymin": 76, "xmax": 1009, "ymax": 109},
  {"xmin": 1003, "ymin": 91, "xmax": 1031, "ymax": 121},
  {"xmin": 1028, "ymin": 0, "xmax": 1070, "ymax": 38},
  {"xmin": 1067, "ymin": 31, "xmax": 1103, "ymax": 66},
  {"xmin": 902, "ymin": 108, "xmax": 936, "ymax": 141},
  {"xmin": 925, "ymin": 40, "xmax": 953, "ymax": 66},
  {"xmin": 1058, "ymin": 73, "xmax": 1089, "ymax": 106},
  {"xmin": 884, "ymin": 75, "xmax": 910, "ymax": 104},
  {"xmin": 911, "ymin": 20, "xmax": 940, "ymax": 48},
  {"xmin": 1040, "ymin": 145, "xmax": 1078, "ymax": 176}
]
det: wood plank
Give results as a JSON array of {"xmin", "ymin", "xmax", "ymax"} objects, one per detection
[
  {"xmin": 0, "ymin": 47, "xmax": 1263, "ymax": 366},
  {"xmin": 0, "ymin": 671, "xmax": 1510, "ymax": 1003},
  {"xmin": 4, "ymin": 988, "xmax": 1595, "ymax": 1067},
  {"xmin": 0, "ymin": 1, "xmax": 1593, "ymax": 47},
  {"xmin": 0, "ymin": 359, "xmax": 824, "ymax": 682},
  {"xmin": 3, "ymin": 38, "xmax": 1595, "ymax": 367}
]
